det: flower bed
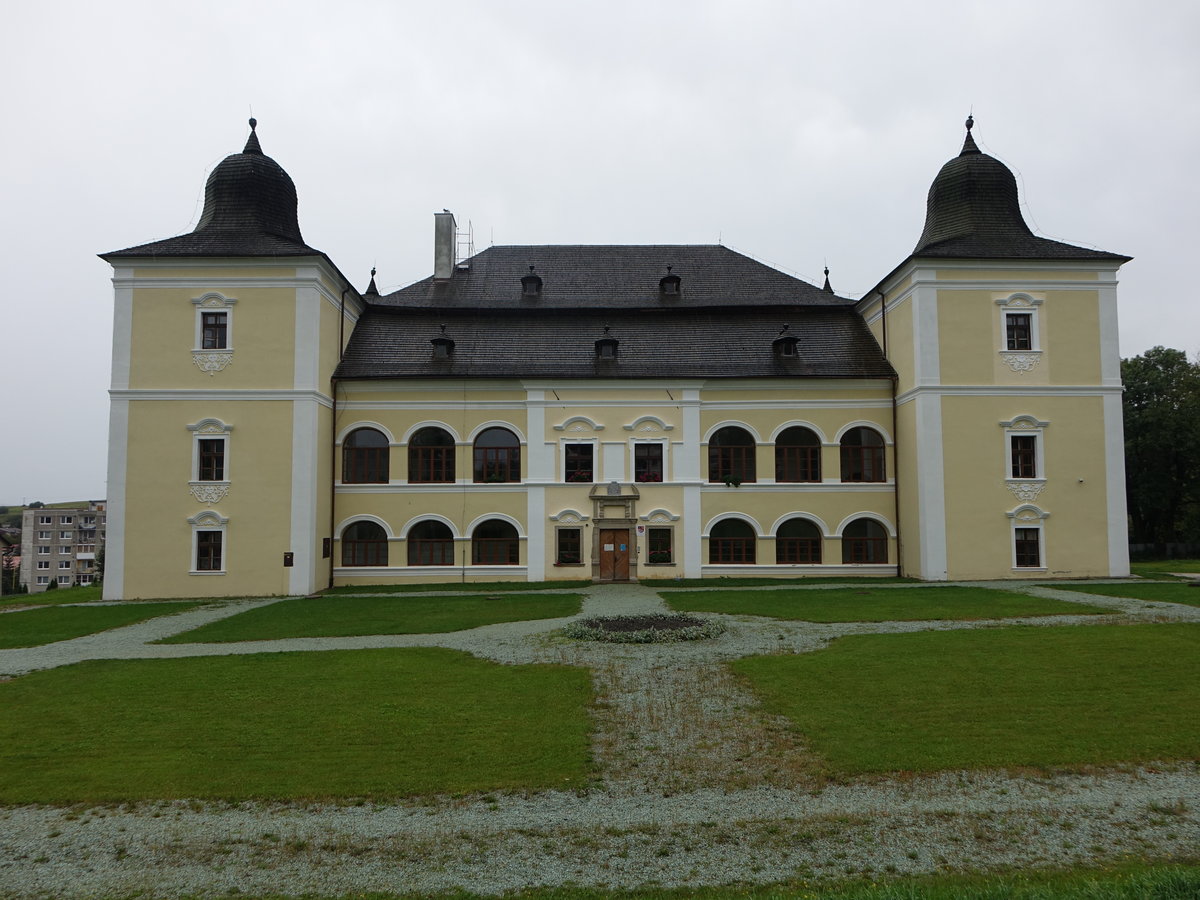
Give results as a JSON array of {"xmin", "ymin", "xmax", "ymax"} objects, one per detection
[{"xmin": 563, "ymin": 613, "xmax": 726, "ymax": 644}]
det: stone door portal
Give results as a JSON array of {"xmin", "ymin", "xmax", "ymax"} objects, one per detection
[{"xmin": 598, "ymin": 528, "xmax": 630, "ymax": 582}]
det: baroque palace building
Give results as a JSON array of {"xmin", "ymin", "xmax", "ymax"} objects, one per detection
[{"xmin": 101, "ymin": 117, "xmax": 1131, "ymax": 599}]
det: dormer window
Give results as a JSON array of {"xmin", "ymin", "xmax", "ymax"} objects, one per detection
[
  {"xmin": 431, "ymin": 325, "xmax": 455, "ymax": 358},
  {"xmin": 659, "ymin": 265, "xmax": 681, "ymax": 296},
  {"xmin": 773, "ymin": 325, "xmax": 798, "ymax": 358},
  {"xmin": 595, "ymin": 326, "xmax": 619, "ymax": 360},
  {"xmin": 521, "ymin": 265, "xmax": 543, "ymax": 298}
]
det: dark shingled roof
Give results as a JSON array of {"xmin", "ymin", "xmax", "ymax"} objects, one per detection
[
  {"xmin": 335, "ymin": 305, "xmax": 894, "ymax": 380},
  {"xmin": 913, "ymin": 121, "xmax": 1130, "ymax": 262},
  {"xmin": 378, "ymin": 245, "xmax": 853, "ymax": 310},
  {"xmin": 101, "ymin": 119, "xmax": 320, "ymax": 260}
]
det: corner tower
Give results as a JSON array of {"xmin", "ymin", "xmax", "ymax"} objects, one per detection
[
  {"xmin": 101, "ymin": 120, "xmax": 361, "ymax": 598},
  {"xmin": 858, "ymin": 117, "xmax": 1131, "ymax": 580}
]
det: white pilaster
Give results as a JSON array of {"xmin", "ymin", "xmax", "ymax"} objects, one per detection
[
  {"xmin": 102, "ymin": 397, "xmax": 129, "ymax": 600},
  {"xmin": 913, "ymin": 392, "xmax": 948, "ymax": 580},
  {"xmin": 1103, "ymin": 391, "xmax": 1130, "ymax": 576},
  {"xmin": 527, "ymin": 486, "xmax": 545, "ymax": 582}
]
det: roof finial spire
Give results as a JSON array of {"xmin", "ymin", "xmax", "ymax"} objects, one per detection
[
  {"xmin": 822, "ymin": 265, "xmax": 833, "ymax": 294},
  {"xmin": 243, "ymin": 117, "xmax": 263, "ymax": 155},
  {"xmin": 365, "ymin": 266, "xmax": 379, "ymax": 297},
  {"xmin": 960, "ymin": 113, "xmax": 980, "ymax": 156}
]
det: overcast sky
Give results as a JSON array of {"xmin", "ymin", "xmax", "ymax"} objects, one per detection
[{"xmin": 2, "ymin": 0, "xmax": 1197, "ymax": 504}]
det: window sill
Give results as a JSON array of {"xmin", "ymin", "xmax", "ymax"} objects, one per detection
[
  {"xmin": 189, "ymin": 570, "xmax": 226, "ymax": 576},
  {"xmin": 553, "ymin": 562, "xmax": 585, "ymax": 567},
  {"xmin": 643, "ymin": 562, "xmax": 676, "ymax": 567}
]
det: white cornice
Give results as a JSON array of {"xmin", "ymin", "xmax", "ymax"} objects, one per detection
[
  {"xmin": 111, "ymin": 389, "xmax": 333, "ymax": 406},
  {"xmin": 896, "ymin": 384, "xmax": 1123, "ymax": 404}
]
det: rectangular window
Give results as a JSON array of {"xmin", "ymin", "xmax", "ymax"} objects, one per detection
[
  {"xmin": 1015, "ymin": 528, "xmax": 1041, "ymax": 568},
  {"xmin": 647, "ymin": 527, "xmax": 673, "ymax": 564},
  {"xmin": 58, "ymin": 547, "xmax": 71, "ymax": 555},
  {"xmin": 634, "ymin": 444, "xmax": 664, "ymax": 483},
  {"xmin": 79, "ymin": 575, "xmax": 93, "ymax": 585},
  {"xmin": 36, "ymin": 561, "xmax": 49, "ymax": 570},
  {"xmin": 37, "ymin": 546, "xmax": 49, "ymax": 555},
  {"xmin": 37, "ymin": 531, "xmax": 50, "ymax": 540},
  {"xmin": 556, "ymin": 528, "xmax": 582, "ymax": 565},
  {"xmin": 1010, "ymin": 435, "xmax": 1038, "ymax": 479},
  {"xmin": 57, "ymin": 576, "xmax": 71, "ymax": 585},
  {"xmin": 82, "ymin": 516, "xmax": 95, "ymax": 525},
  {"xmin": 198, "ymin": 439, "xmax": 226, "ymax": 481},
  {"xmin": 36, "ymin": 576, "xmax": 48, "ymax": 585},
  {"xmin": 58, "ymin": 560, "xmax": 71, "ymax": 569},
  {"xmin": 38, "ymin": 515, "xmax": 52, "ymax": 525},
  {"xmin": 1006, "ymin": 312, "xmax": 1033, "ymax": 350},
  {"xmin": 564, "ymin": 444, "xmax": 593, "ymax": 483},
  {"xmin": 60, "ymin": 516, "xmax": 73, "ymax": 525},
  {"xmin": 196, "ymin": 531, "xmax": 223, "ymax": 571},
  {"xmin": 202, "ymin": 311, "xmax": 228, "ymax": 349},
  {"xmin": 59, "ymin": 531, "xmax": 72, "ymax": 540}
]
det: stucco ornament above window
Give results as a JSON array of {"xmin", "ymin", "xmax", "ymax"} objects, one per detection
[{"xmin": 193, "ymin": 351, "xmax": 233, "ymax": 374}]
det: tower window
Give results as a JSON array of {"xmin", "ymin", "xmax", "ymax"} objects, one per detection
[{"xmin": 202, "ymin": 312, "xmax": 228, "ymax": 350}]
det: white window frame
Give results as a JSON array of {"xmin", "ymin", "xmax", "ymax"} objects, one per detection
[
  {"xmin": 36, "ymin": 576, "xmax": 48, "ymax": 585},
  {"xmin": 192, "ymin": 293, "xmax": 237, "ymax": 350},
  {"xmin": 59, "ymin": 516, "xmax": 73, "ymax": 525},
  {"xmin": 38, "ymin": 515, "xmax": 52, "ymax": 525},
  {"xmin": 82, "ymin": 516, "xmax": 96, "ymax": 525},
  {"xmin": 58, "ymin": 560, "xmax": 71, "ymax": 569},
  {"xmin": 59, "ymin": 531, "xmax": 72, "ymax": 540},
  {"xmin": 1007, "ymin": 505, "xmax": 1049, "ymax": 571},
  {"xmin": 37, "ymin": 546, "xmax": 49, "ymax": 555},
  {"xmin": 188, "ymin": 511, "xmax": 228, "ymax": 575},
  {"xmin": 58, "ymin": 546, "xmax": 71, "ymax": 555},
  {"xmin": 1001, "ymin": 416, "xmax": 1049, "ymax": 486},
  {"xmin": 37, "ymin": 531, "xmax": 50, "ymax": 540},
  {"xmin": 630, "ymin": 438, "xmax": 669, "ymax": 484},
  {"xmin": 36, "ymin": 560, "xmax": 49, "ymax": 570},
  {"xmin": 560, "ymin": 438, "xmax": 598, "ymax": 484},
  {"xmin": 996, "ymin": 293, "xmax": 1043, "ymax": 351},
  {"xmin": 57, "ymin": 575, "xmax": 71, "ymax": 585}
]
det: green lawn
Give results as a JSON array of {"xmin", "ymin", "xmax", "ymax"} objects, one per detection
[
  {"xmin": 1051, "ymin": 582, "xmax": 1200, "ymax": 608},
  {"xmin": 732, "ymin": 624, "xmax": 1200, "ymax": 775},
  {"xmin": 662, "ymin": 585, "xmax": 1106, "ymax": 622},
  {"xmin": 0, "ymin": 583, "xmax": 102, "ymax": 608},
  {"xmin": 160, "ymin": 593, "xmax": 583, "ymax": 642},
  {"xmin": 0, "ymin": 648, "xmax": 592, "ymax": 803},
  {"xmin": 324, "ymin": 579, "xmax": 591, "ymax": 595},
  {"xmin": 1130, "ymin": 558, "xmax": 1200, "ymax": 579},
  {"xmin": 652, "ymin": 576, "xmax": 917, "ymax": 588},
  {"xmin": 0, "ymin": 601, "xmax": 202, "ymax": 648}
]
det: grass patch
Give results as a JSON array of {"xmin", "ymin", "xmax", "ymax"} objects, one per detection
[
  {"xmin": 0, "ymin": 583, "xmax": 102, "ymax": 608},
  {"xmin": 732, "ymin": 623, "xmax": 1200, "ymax": 774},
  {"xmin": 1051, "ymin": 582, "xmax": 1200, "ymax": 608},
  {"xmin": 0, "ymin": 602, "xmax": 202, "ymax": 648},
  {"xmin": 663, "ymin": 585, "xmax": 1106, "ymax": 622},
  {"xmin": 1130, "ymin": 558, "xmax": 1200, "ymax": 579},
  {"xmin": 652, "ymin": 575, "xmax": 917, "ymax": 588},
  {"xmin": 323, "ymin": 579, "xmax": 591, "ymax": 595},
  {"xmin": 0, "ymin": 647, "xmax": 592, "ymax": 803},
  {"xmin": 161, "ymin": 862, "xmax": 1200, "ymax": 897},
  {"xmin": 160, "ymin": 593, "xmax": 582, "ymax": 642}
]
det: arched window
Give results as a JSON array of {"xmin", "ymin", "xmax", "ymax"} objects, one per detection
[
  {"xmin": 409, "ymin": 427, "xmax": 455, "ymax": 484},
  {"xmin": 708, "ymin": 426, "xmax": 756, "ymax": 483},
  {"xmin": 472, "ymin": 519, "xmax": 520, "ymax": 565},
  {"xmin": 342, "ymin": 521, "xmax": 388, "ymax": 566},
  {"xmin": 474, "ymin": 428, "xmax": 521, "ymax": 483},
  {"xmin": 840, "ymin": 427, "xmax": 886, "ymax": 483},
  {"xmin": 775, "ymin": 427, "xmax": 821, "ymax": 483},
  {"xmin": 709, "ymin": 519, "xmax": 756, "ymax": 564},
  {"xmin": 777, "ymin": 518, "xmax": 821, "ymax": 564},
  {"xmin": 343, "ymin": 428, "xmax": 389, "ymax": 484},
  {"xmin": 407, "ymin": 520, "xmax": 455, "ymax": 566},
  {"xmin": 842, "ymin": 519, "xmax": 887, "ymax": 564}
]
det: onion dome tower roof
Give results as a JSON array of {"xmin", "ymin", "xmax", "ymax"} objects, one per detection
[
  {"xmin": 102, "ymin": 119, "xmax": 321, "ymax": 259},
  {"xmin": 912, "ymin": 116, "xmax": 1129, "ymax": 262}
]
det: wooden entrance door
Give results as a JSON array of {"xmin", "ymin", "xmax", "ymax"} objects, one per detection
[{"xmin": 598, "ymin": 529, "xmax": 630, "ymax": 582}]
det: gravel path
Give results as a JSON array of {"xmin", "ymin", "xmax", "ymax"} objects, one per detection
[{"xmin": 1, "ymin": 581, "xmax": 1198, "ymax": 897}]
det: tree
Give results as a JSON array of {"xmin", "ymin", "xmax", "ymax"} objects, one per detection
[{"xmin": 1122, "ymin": 346, "xmax": 1200, "ymax": 554}]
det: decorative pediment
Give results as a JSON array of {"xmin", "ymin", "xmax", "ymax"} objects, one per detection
[
  {"xmin": 549, "ymin": 508, "xmax": 589, "ymax": 524},
  {"xmin": 192, "ymin": 292, "xmax": 238, "ymax": 308},
  {"xmin": 623, "ymin": 415, "xmax": 674, "ymax": 433},
  {"xmin": 999, "ymin": 415, "xmax": 1050, "ymax": 430},
  {"xmin": 187, "ymin": 510, "xmax": 229, "ymax": 527},
  {"xmin": 995, "ymin": 293, "xmax": 1042, "ymax": 308},
  {"xmin": 1006, "ymin": 504, "xmax": 1049, "ymax": 523},
  {"xmin": 188, "ymin": 418, "xmax": 233, "ymax": 434},
  {"xmin": 553, "ymin": 416, "xmax": 605, "ymax": 433},
  {"xmin": 639, "ymin": 508, "xmax": 680, "ymax": 523}
]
